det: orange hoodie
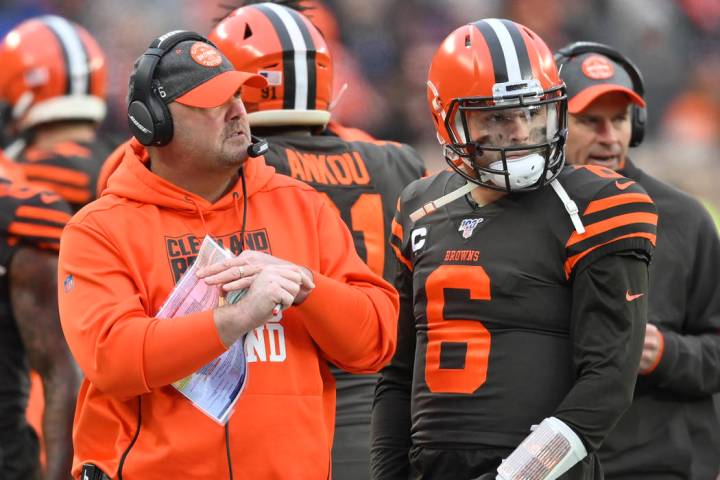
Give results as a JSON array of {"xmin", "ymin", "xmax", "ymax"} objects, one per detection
[{"xmin": 58, "ymin": 139, "xmax": 398, "ymax": 479}]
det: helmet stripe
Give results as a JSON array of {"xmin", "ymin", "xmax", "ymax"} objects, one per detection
[
  {"xmin": 498, "ymin": 19, "xmax": 532, "ymax": 80},
  {"xmin": 473, "ymin": 19, "xmax": 532, "ymax": 84},
  {"xmin": 473, "ymin": 20, "xmax": 507, "ymax": 83},
  {"xmin": 41, "ymin": 15, "xmax": 90, "ymax": 96},
  {"xmin": 286, "ymin": 8, "xmax": 317, "ymax": 110},
  {"xmin": 253, "ymin": 5, "xmax": 296, "ymax": 108},
  {"xmin": 255, "ymin": 4, "xmax": 317, "ymax": 111}
]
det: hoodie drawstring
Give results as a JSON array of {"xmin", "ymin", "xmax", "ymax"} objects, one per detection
[
  {"xmin": 186, "ymin": 196, "xmax": 210, "ymax": 236},
  {"xmin": 233, "ymin": 168, "xmax": 248, "ymax": 252},
  {"xmin": 183, "ymin": 168, "xmax": 247, "ymax": 248}
]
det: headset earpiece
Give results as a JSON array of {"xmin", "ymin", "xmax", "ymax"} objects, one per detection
[
  {"xmin": 629, "ymin": 103, "xmax": 646, "ymax": 147},
  {"xmin": 127, "ymin": 100, "xmax": 156, "ymax": 145}
]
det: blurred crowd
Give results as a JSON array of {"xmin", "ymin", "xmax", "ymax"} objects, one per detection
[{"xmin": 2, "ymin": 0, "xmax": 718, "ymax": 213}]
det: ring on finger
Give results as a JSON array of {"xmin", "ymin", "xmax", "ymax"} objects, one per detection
[{"xmin": 235, "ymin": 266, "xmax": 244, "ymax": 278}]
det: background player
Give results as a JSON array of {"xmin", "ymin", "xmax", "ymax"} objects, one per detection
[
  {"xmin": 0, "ymin": 15, "xmax": 119, "ymax": 213},
  {"xmin": 209, "ymin": 2, "xmax": 426, "ymax": 478},
  {"xmin": 0, "ymin": 171, "xmax": 78, "ymax": 479}
]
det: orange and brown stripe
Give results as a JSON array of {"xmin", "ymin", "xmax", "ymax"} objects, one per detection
[
  {"xmin": 567, "ymin": 211, "xmax": 658, "ymax": 248},
  {"xmin": 564, "ymin": 186, "xmax": 657, "ymax": 276},
  {"xmin": 577, "ymin": 164, "xmax": 624, "ymax": 180},
  {"xmin": 16, "ymin": 205, "xmax": 71, "ymax": 225},
  {"xmin": 391, "ymin": 217, "xmax": 403, "ymax": 242},
  {"xmin": 7, "ymin": 221, "xmax": 64, "ymax": 240},
  {"xmin": 391, "ymin": 243, "xmax": 413, "ymax": 272},
  {"xmin": 21, "ymin": 164, "xmax": 90, "ymax": 187},
  {"xmin": 24, "ymin": 142, "xmax": 92, "ymax": 162},
  {"xmin": 564, "ymin": 231, "xmax": 657, "ymax": 277},
  {"xmin": 583, "ymin": 192, "xmax": 653, "ymax": 215},
  {"xmin": 27, "ymin": 181, "xmax": 91, "ymax": 204}
]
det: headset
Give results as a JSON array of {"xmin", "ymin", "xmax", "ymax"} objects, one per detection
[
  {"xmin": 555, "ymin": 41, "xmax": 646, "ymax": 147},
  {"xmin": 127, "ymin": 30, "xmax": 269, "ymax": 157},
  {"xmin": 128, "ymin": 31, "xmax": 206, "ymax": 146}
]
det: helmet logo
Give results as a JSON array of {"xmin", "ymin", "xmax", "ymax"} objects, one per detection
[
  {"xmin": 581, "ymin": 55, "xmax": 614, "ymax": 80},
  {"xmin": 190, "ymin": 42, "xmax": 222, "ymax": 67}
]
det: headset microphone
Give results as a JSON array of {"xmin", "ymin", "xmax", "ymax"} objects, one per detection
[{"xmin": 247, "ymin": 134, "xmax": 269, "ymax": 157}]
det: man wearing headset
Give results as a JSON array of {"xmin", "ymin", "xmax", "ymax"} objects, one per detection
[
  {"xmin": 57, "ymin": 30, "xmax": 398, "ymax": 479},
  {"xmin": 558, "ymin": 42, "xmax": 720, "ymax": 479}
]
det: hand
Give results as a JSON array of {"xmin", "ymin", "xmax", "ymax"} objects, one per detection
[
  {"xmin": 639, "ymin": 323, "xmax": 663, "ymax": 373},
  {"xmin": 198, "ymin": 250, "xmax": 315, "ymax": 304},
  {"xmin": 213, "ymin": 264, "xmax": 304, "ymax": 347}
]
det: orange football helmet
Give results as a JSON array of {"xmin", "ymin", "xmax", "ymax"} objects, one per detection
[
  {"xmin": 209, "ymin": 2, "xmax": 333, "ymax": 127},
  {"xmin": 0, "ymin": 15, "xmax": 107, "ymax": 132},
  {"xmin": 427, "ymin": 18, "xmax": 567, "ymax": 192}
]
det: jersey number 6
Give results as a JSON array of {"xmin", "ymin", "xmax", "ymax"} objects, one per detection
[{"xmin": 425, "ymin": 265, "xmax": 491, "ymax": 394}]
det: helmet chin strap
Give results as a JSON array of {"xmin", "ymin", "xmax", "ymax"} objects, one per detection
[
  {"xmin": 328, "ymin": 82, "xmax": 348, "ymax": 112},
  {"xmin": 480, "ymin": 153, "xmax": 545, "ymax": 190}
]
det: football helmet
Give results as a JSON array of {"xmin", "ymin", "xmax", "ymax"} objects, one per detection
[
  {"xmin": 427, "ymin": 18, "xmax": 567, "ymax": 192},
  {"xmin": 0, "ymin": 15, "xmax": 107, "ymax": 132},
  {"xmin": 209, "ymin": 2, "xmax": 333, "ymax": 127}
]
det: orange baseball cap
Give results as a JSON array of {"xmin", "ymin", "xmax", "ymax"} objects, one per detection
[
  {"xmin": 559, "ymin": 52, "xmax": 645, "ymax": 114},
  {"xmin": 131, "ymin": 37, "xmax": 268, "ymax": 109}
]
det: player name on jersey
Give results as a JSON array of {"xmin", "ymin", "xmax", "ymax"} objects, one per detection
[
  {"xmin": 285, "ymin": 149, "xmax": 371, "ymax": 187},
  {"xmin": 443, "ymin": 249, "xmax": 480, "ymax": 262}
]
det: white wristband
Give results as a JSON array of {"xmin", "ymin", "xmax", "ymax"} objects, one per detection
[{"xmin": 496, "ymin": 417, "xmax": 587, "ymax": 480}]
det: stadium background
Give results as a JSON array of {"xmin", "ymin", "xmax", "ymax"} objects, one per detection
[{"xmin": 2, "ymin": 0, "xmax": 718, "ymax": 223}]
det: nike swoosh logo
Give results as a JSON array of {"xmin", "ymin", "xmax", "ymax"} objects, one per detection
[
  {"xmin": 626, "ymin": 291, "xmax": 645, "ymax": 301},
  {"xmin": 615, "ymin": 180, "xmax": 635, "ymax": 190}
]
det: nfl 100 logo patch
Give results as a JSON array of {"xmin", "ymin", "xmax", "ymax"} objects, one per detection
[{"xmin": 458, "ymin": 218, "xmax": 483, "ymax": 239}]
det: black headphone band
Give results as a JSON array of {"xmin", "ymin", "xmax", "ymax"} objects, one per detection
[
  {"xmin": 130, "ymin": 31, "xmax": 210, "ymax": 106},
  {"xmin": 555, "ymin": 41, "xmax": 644, "ymax": 97}
]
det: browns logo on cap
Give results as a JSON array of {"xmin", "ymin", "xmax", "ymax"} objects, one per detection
[
  {"xmin": 558, "ymin": 52, "xmax": 646, "ymax": 114},
  {"xmin": 190, "ymin": 42, "xmax": 222, "ymax": 68},
  {"xmin": 581, "ymin": 55, "xmax": 614, "ymax": 80}
]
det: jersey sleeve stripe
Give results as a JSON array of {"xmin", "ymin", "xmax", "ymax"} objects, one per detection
[
  {"xmin": 35, "ymin": 241, "xmax": 61, "ymax": 252},
  {"xmin": 564, "ymin": 232, "xmax": 657, "ymax": 277},
  {"xmin": 16, "ymin": 205, "xmax": 72, "ymax": 225},
  {"xmin": 53, "ymin": 142, "xmax": 92, "ymax": 158},
  {"xmin": 25, "ymin": 142, "xmax": 92, "ymax": 161},
  {"xmin": 578, "ymin": 164, "xmax": 624, "ymax": 179},
  {"xmin": 22, "ymin": 164, "xmax": 90, "ymax": 186},
  {"xmin": 8, "ymin": 221, "xmax": 65, "ymax": 240},
  {"xmin": 583, "ymin": 192, "xmax": 654, "ymax": 215},
  {"xmin": 28, "ymin": 181, "xmax": 90, "ymax": 204},
  {"xmin": 566, "ymin": 212, "xmax": 658, "ymax": 247},
  {"xmin": 391, "ymin": 243, "xmax": 413, "ymax": 272},
  {"xmin": 391, "ymin": 217, "xmax": 403, "ymax": 241}
]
